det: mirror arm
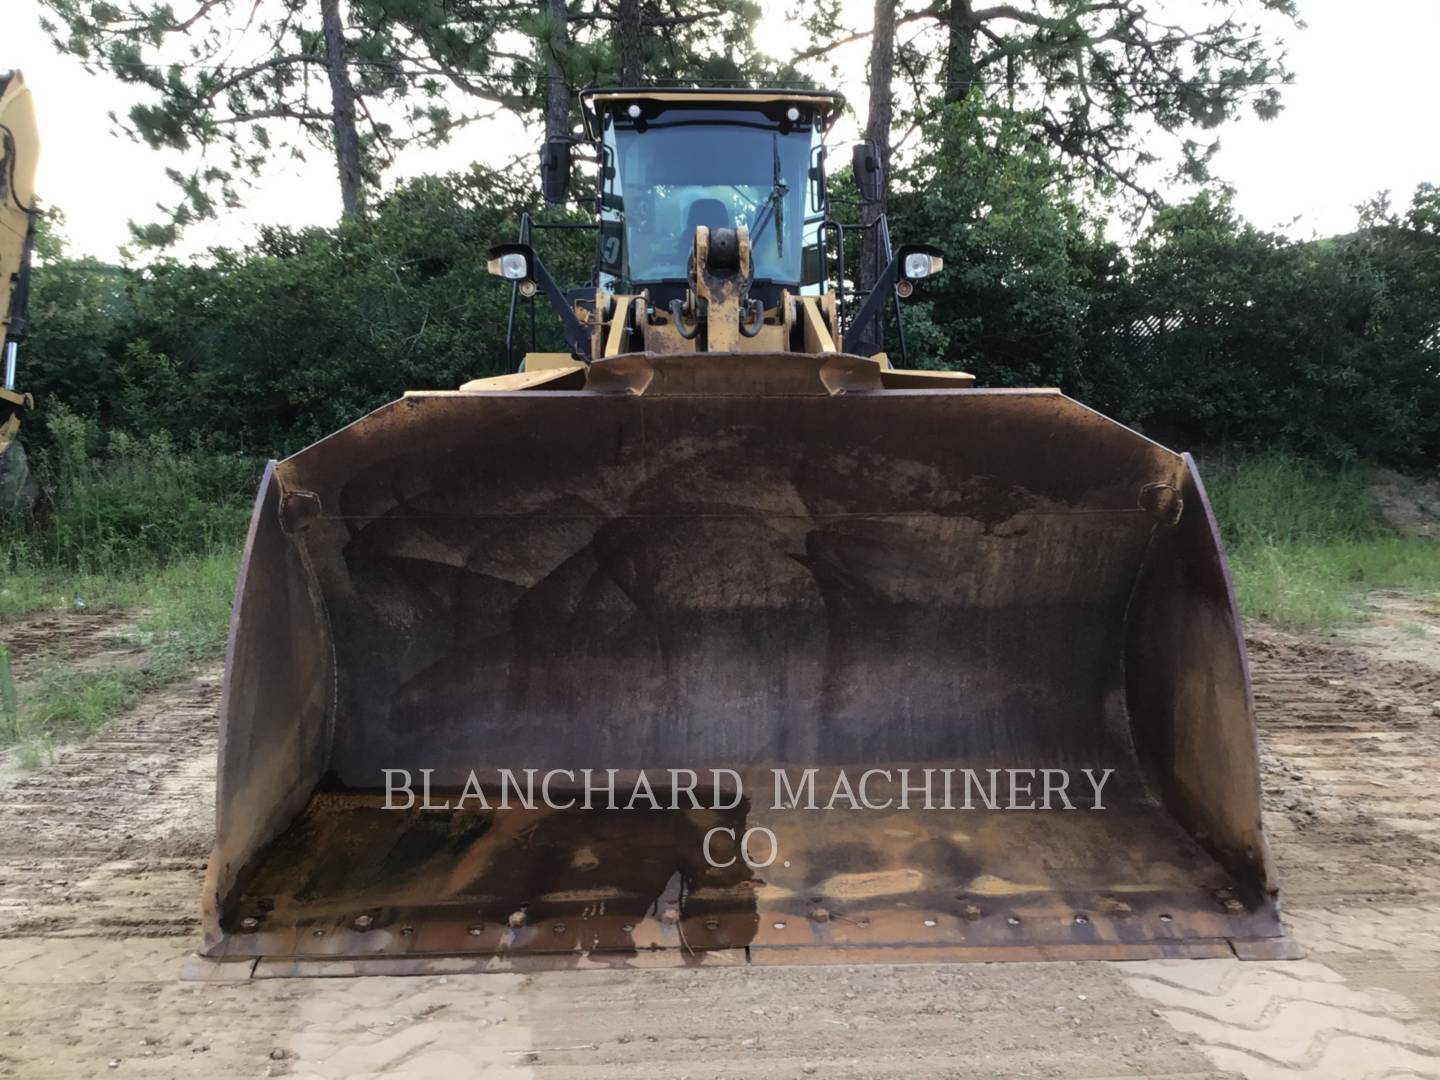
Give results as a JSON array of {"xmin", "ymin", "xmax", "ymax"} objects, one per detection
[
  {"xmin": 841, "ymin": 255, "xmax": 900, "ymax": 355},
  {"xmin": 531, "ymin": 253, "xmax": 593, "ymax": 361}
]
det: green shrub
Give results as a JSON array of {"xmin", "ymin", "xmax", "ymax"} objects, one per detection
[
  {"xmin": 4, "ymin": 401, "xmax": 257, "ymax": 574},
  {"xmin": 1203, "ymin": 453, "xmax": 1440, "ymax": 630},
  {"xmin": 1203, "ymin": 452, "xmax": 1382, "ymax": 549}
]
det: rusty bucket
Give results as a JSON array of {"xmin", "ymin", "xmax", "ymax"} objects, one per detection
[{"xmin": 197, "ymin": 353, "xmax": 1294, "ymax": 976}]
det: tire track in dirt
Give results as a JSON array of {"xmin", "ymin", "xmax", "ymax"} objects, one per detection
[
  {"xmin": 0, "ymin": 609, "xmax": 136, "ymax": 668},
  {"xmin": 0, "ymin": 667, "xmax": 217, "ymax": 862},
  {"xmin": 0, "ymin": 610, "xmax": 220, "ymax": 940},
  {"xmin": 0, "ymin": 665, "xmax": 218, "ymax": 940},
  {"xmin": 1122, "ymin": 959, "xmax": 1440, "ymax": 1079},
  {"xmin": 0, "ymin": 608, "xmax": 152, "ymax": 777},
  {"xmin": 0, "ymin": 610, "xmax": 1226, "ymax": 1079},
  {"xmin": 1120, "ymin": 620, "xmax": 1440, "ymax": 1079},
  {"xmin": 4, "ymin": 606, "xmax": 1440, "ymax": 1077},
  {"xmin": 1249, "ymin": 624, "xmax": 1440, "ymax": 1007}
]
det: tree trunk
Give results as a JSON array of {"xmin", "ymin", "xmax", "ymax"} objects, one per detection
[
  {"xmin": 618, "ymin": 0, "xmax": 643, "ymax": 85},
  {"xmin": 856, "ymin": 0, "xmax": 896, "ymax": 354},
  {"xmin": 946, "ymin": 0, "xmax": 980, "ymax": 104},
  {"xmin": 544, "ymin": 0, "xmax": 570, "ymax": 142},
  {"xmin": 320, "ymin": 0, "xmax": 365, "ymax": 218},
  {"xmin": 863, "ymin": 0, "xmax": 896, "ymax": 190}
]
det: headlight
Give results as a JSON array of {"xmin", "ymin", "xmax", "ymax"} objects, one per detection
[
  {"xmin": 487, "ymin": 243, "xmax": 537, "ymax": 281},
  {"xmin": 499, "ymin": 253, "xmax": 529, "ymax": 280},
  {"xmin": 904, "ymin": 251, "xmax": 935, "ymax": 280}
]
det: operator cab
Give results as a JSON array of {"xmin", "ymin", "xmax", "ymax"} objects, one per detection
[
  {"xmin": 493, "ymin": 86, "xmax": 945, "ymax": 365},
  {"xmin": 580, "ymin": 89, "xmax": 840, "ymax": 309}
]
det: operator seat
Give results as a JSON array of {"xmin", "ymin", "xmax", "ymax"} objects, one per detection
[{"xmin": 682, "ymin": 198, "xmax": 731, "ymax": 253}]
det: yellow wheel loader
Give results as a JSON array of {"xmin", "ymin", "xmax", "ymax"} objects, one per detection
[
  {"xmin": 199, "ymin": 88, "xmax": 1295, "ymax": 977},
  {"xmin": 0, "ymin": 70, "xmax": 41, "ymax": 519}
]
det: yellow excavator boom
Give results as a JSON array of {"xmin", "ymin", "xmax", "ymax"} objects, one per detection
[{"xmin": 0, "ymin": 70, "xmax": 40, "ymax": 517}]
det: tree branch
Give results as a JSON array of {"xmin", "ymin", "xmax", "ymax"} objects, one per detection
[{"xmin": 792, "ymin": 3, "xmax": 944, "ymax": 63}]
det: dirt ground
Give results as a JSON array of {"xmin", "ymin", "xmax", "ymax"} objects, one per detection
[
  {"xmin": 2, "ymin": 596, "xmax": 1440, "ymax": 1079},
  {"xmin": 1372, "ymin": 468, "xmax": 1440, "ymax": 539}
]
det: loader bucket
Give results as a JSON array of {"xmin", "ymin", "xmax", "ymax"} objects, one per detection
[{"xmin": 198, "ymin": 352, "xmax": 1294, "ymax": 976}]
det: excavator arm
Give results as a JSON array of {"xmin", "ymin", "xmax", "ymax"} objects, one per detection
[{"xmin": 0, "ymin": 70, "xmax": 41, "ymax": 518}]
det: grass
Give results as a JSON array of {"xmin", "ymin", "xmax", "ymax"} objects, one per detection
[
  {"xmin": 0, "ymin": 566, "xmax": 156, "ymax": 622},
  {"xmin": 11, "ymin": 666, "xmax": 144, "ymax": 767},
  {"xmin": 131, "ymin": 548, "xmax": 243, "ymax": 664},
  {"xmin": 0, "ymin": 410, "xmax": 255, "ymax": 760},
  {"xmin": 0, "ymin": 549, "xmax": 241, "ymax": 762},
  {"xmin": 1204, "ymin": 453, "xmax": 1440, "ymax": 632}
]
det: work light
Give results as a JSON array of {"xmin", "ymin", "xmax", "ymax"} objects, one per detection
[{"xmin": 904, "ymin": 251, "xmax": 937, "ymax": 279}]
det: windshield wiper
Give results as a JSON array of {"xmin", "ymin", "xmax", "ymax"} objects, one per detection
[{"xmin": 749, "ymin": 133, "xmax": 787, "ymax": 259}]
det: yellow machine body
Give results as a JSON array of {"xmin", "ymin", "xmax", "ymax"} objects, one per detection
[{"xmin": 0, "ymin": 70, "xmax": 41, "ymax": 516}]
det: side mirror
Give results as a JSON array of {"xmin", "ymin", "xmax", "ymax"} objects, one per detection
[
  {"xmin": 852, "ymin": 141, "xmax": 884, "ymax": 205},
  {"xmin": 539, "ymin": 137, "xmax": 572, "ymax": 206},
  {"xmin": 487, "ymin": 242, "xmax": 538, "ymax": 295},
  {"xmin": 808, "ymin": 145, "xmax": 827, "ymax": 214},
  {"xmin": 801, "ymin": 242, "xmax": 826, "ymax": 288}
]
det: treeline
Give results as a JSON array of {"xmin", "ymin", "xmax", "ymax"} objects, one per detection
[
  {"xmin": 25, "ymin": 168, "xmax": 588, "ymax": 457},
  {"xmin": 22, "ymin": 100, "xmax": 1440, "ymax": 468},
  {"xmin": 892, "ymin": 105, "xmax": 1440, "ymax": 465}
]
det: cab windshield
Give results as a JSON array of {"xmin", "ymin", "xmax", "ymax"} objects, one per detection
[{"xmin": 600, "ymin": 108, "xmax": 819, "ymax": 287}]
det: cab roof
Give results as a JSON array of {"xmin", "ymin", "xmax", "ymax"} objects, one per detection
[{"xmin": 579, "ymin": 87, "xmax": 844, "ymax": 141}]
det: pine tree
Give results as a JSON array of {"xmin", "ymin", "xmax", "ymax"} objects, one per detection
[{"xmin": 801, "ymin": 0, "xmax": 1299, "ymax": 211}]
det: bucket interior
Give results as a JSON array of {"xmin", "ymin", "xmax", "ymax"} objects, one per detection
[{"xmin": 205, "ymin": 357, "xmax": 1287, "ymax": 969}]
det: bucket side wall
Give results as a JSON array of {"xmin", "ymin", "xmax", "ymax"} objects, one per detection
[
  {"xmin": 1126, "ymin": 453, "xmax": 1274, "ymax": 895},
  {"xmin": 205, "ymin": 462, "xmax": 334, "ymax": 949}
]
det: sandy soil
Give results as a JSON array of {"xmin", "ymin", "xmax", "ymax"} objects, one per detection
[
  {"xmin": 1337, "ymin": 590, "xmax": 1440, "ymax": 674},
  {"xmin": 2, "ymin": 604, "xmax": 1440, "ymax": 1079},
  {"xmin": 1372, "ymin": 468, "xmax": 1440, "ymax": 540}
]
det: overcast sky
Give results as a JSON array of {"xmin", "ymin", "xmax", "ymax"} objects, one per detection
[{"xmin": 6, "ymin": 0, "xmax": 1439, "ymax": 261}]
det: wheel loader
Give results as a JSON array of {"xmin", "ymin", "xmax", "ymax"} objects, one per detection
[{"xmin": 198, "ymin": 87, "xmax": 1295, "ymax": 977}]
